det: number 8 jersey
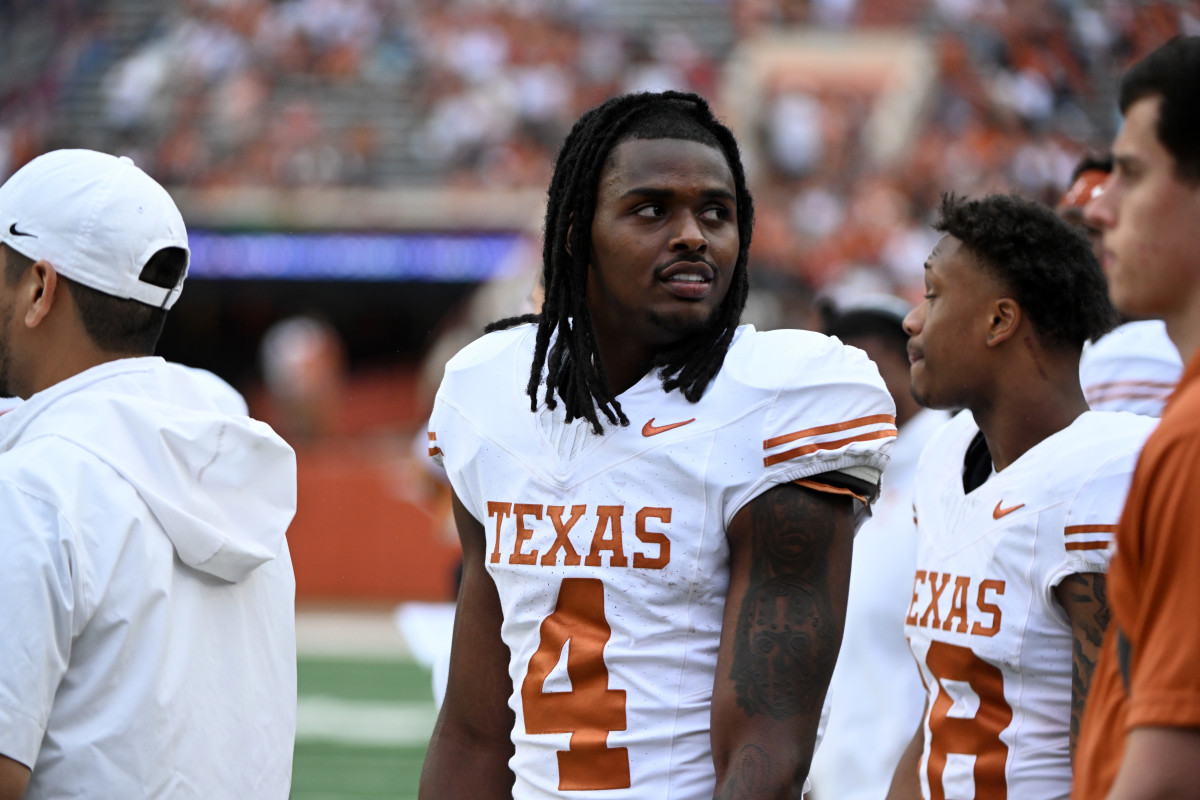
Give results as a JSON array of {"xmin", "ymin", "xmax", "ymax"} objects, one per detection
[
  {"xmin": 905, "ymin": 410, "xmax": 1154, "ymax": 800},
  {"xmin": 430, "ymin": 324, "xmax": 896, "ymax": 799}
]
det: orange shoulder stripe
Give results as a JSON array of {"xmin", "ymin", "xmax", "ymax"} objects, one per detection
[
  {"xmin": 1085, "ymin": 379, "xmax": 1177, "ymax": 392},
  {"xmin": 763, "ymin": 413, "xmax": 896, "ymax": 450},
  {"xmin": 764, "ymin": 428, "xmax": 896, "ymax": 467},
  {"xmin": 793, "ymin": 478, "xmax": 869, "ymax": 505},
  {"xmin": 1065, "ymin": 524, "xmax": 1119, "ymax": 535}
]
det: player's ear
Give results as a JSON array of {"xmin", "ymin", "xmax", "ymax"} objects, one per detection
[
  {"xmin": 21, "ymin": 260, "xmax": 60, "ymax": 330},
  {"xmin": 985, "ymin": 297, "xmax": 1020, "ymax": 347}
]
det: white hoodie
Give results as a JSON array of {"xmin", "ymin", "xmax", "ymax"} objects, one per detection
[{"xmin": 0, "ymin": 357, "xmax": 298, "ymax": 799}]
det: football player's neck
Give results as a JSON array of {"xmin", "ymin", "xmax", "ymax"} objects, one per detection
[
  {"xmin": 971, "ymin": 350, "xmax": 1089, "ymax": 472},
  {"xmin": 1163, "ymin": 303, "xmax": 1200, "ymax": 366},
  {"xmin": 593, "ymin": 333, "xmax": 655, "ymax": 397}
]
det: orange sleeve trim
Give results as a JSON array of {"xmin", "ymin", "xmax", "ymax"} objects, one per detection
[
  {"xmin": 1066, "ymin": 541, "xmax": 1110, "ymax": 551},
  {"xmin": 428, "ymin": 447, "xmax": 443, "ymax": 457},
  {"xmin": 1086, "ymin": 379, "xmax": 1177, "ymax": 392},
  {"xmin": 1087, "ymin": 390, "xmax": 1174, "ymax": 404},
  {"xmin": 1065, "ymin": 524, "xmax": 1119, "ymax": 535},
  {"xmin": 793, "ymin": 478, "xmax": 869, "ymax": 505},
  {"xmin": 1124, "ymin": 695, "xmax": 1200, "ymax": 730},
  {"xmin": 763, "ymin": 413, "xmax": 896, "ymax": 449},
  {"xmin": 763, "ymin": 428, "xmax": 897, "ymax": 467},
  {"xmin": 428, "ymin": 431, "xmax": 437, "ymax": 441}
]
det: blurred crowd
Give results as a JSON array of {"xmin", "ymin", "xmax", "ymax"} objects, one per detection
[{"xmin": 1, "ymin": 0, "xmax": 1196, "ymax": 301}]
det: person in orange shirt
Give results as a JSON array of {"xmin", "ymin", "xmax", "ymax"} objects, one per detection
[{"xmin": 1073, "ymin": 35, "xmax": 1200, "ymax": 799}]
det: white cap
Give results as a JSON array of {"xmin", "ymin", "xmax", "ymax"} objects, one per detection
[{"xmin": 0, "ymin": 149, "xmax": 189, "ymax": 310}]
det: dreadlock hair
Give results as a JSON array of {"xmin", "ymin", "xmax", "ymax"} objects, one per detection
[
  {"xmin": 936, "ymin": 193, "xmax": 1117, "ymax": 351},
  {"xmin": 487, "ymin": 91, "xmax": 754, "ymax": 434}
]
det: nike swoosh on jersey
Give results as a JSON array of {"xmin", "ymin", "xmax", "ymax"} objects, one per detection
[
  {"xmin": 992, "ymin": 500, "xmax": 1025, "ymax": 519},
  {"xmin": 642, "ymin": 418, "xmax": 695, "ymax": 437},
  {"xmin": 8, "ymin": 222, "xmax": 37, "ymax": 238}
]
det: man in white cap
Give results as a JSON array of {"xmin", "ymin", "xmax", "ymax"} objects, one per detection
[{"xmin": 0, "ymin": 150, "xmax": 298, "ymax": 799}]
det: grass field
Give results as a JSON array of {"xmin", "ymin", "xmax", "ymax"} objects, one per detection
[{"xmin": 293, "ymin": 610, "xmax": 441, "ymax": 800}]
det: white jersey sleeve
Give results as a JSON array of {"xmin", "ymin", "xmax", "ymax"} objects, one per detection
[
  {"xmin": 1043, "ymin": 442, "xmax": 1145, "ymax": 595},
  {"xmin": 719, "ymin": 328, "xmax": 897, "ymax": 525},
  {"xmin": 1080, "ymin": 320, "xmax": 1182, "ymax": 416}
]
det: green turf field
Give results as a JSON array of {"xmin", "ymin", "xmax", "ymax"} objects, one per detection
[{"xmin": 293, "ymin": 657, "xmax": 436, "ymax": 800}]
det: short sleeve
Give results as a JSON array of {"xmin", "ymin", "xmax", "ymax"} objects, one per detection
[
  {"xmin": 1046, "ymin": 447, "xmax": 1141, "ymax": 595},
  {"xmin": 425, "ymin": 411, "xmax": 446, "ymax": 471},
  {"xmin": 729, "ymin": 334, "xmax": 897, "ymax": 524},
  {"xmin": 427, "ymin": 392, "xmax": 480, "ymax": 520},
  {"xmin": 1120, "ymin": 430, "xmax": 1200, "ymax": 729},
  {"xmin": 0, "ymin": 481, "xmax": 78, "ymax": 768},
  {"xmin": 1079, "ymin": 322, "xmax": 1181, "ymax": 416}
]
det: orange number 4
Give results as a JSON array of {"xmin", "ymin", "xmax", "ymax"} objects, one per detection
[
  {"xmin": 924, "ymin": 640, "xmax": 1013, "ymax": 800},
  {"xmin": 521, "ymin": 577, "xmax": 631, "ymax": 791}
]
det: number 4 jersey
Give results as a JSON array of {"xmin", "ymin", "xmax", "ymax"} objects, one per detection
[
  {"xmin": 429, "ymin": 323, "xmax": 896, "ymax": 799},
  {"xmin": 906, "ymin": 409, "xmax": 1155, "ymax": 800}
]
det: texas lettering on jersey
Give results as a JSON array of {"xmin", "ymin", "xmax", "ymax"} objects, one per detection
[
  {"xmin": 906, "ymin": 570, "xmax": 1005, "ymax": 637},
  {"xmin": 486, "ymin": 502, "xmax": 672, "ymax": 569}
]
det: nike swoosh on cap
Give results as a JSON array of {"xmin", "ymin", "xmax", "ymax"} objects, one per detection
[
  {"xmin": 8, "ymin": 223, "xmax": 37, "ymax": 238},
  {"xmin": 642, "ymin": 418, "xmax": 696, "ymax": 437},
  {"xmin": 993, "ymin": 500, "xmax": 1025, "ymax": 519}
]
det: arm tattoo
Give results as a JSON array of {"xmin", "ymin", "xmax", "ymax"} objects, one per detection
[
  {"xmin": 1059, "ymin": 573, "xmax": 1110, "ymax": 761},
  {"xmin": 713, "ymin": 744, "xmax": 773, "ymax": 800},
  {"xmin": 729, "ymin": 486, "xmax": 850, "ymax": 720}
]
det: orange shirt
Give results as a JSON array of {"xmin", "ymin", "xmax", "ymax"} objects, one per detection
[{"xmin": 1074, "ymin": 348, "xmax": 1200, "ymax": 797}]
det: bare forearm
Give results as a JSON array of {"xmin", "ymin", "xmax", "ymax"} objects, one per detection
[
  {"xmin": 1106, "ymin": 728, "xmax": 1200, "ymax": 800},
  {"xmin": 1054, "ymin": 572, "xmax": 1109, "ymax": 765},
  {"xmin": 419, "ymin": 492, "xmax": 517, "ymax": 800},
  {"xmin": 713, "ymin": 482, "xmax": 856, "ymax": 799},
  {"xmin": 419, "ymin": 718, "xmax": 515, "ymax": 800},
  {"xmin": 714, "ymin": 570, "xmax": 839, "ymax": 798},
  {"xmin": 714, "ymin": 734, "xmax": 812, "ymax": 800},
  {"xmin": 0, "ymin": 754, "xmax": 30, "ymax": 800}
]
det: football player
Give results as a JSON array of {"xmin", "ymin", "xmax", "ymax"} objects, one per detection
[
  {"xmin": 420, "ymin": 91, "xmax": 897, "ymax": 799},
  {"xmin": 887, "ymin": 193, "xmax": 1155, "ymax": 800}
]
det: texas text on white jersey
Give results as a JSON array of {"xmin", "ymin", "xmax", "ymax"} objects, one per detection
[
  {"xmin": 430, "ymin": 324, "xmax": 896, "ymax": 800},
  {"xmin": 906, "ymin": 410, "xmax": 1154, "ymax": 800}
]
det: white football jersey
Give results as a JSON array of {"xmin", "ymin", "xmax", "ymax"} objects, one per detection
[
  {"xmin": 1080, "ymin": 320, "xmax": 1181, "ymax": 416},
  {"xmin": 431, "ymin": 324, "xmax": 896, "ymax": 800},
  {"xmin": 906, "ymin": 410, "xmax": 1154, "ymax": 800}
]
